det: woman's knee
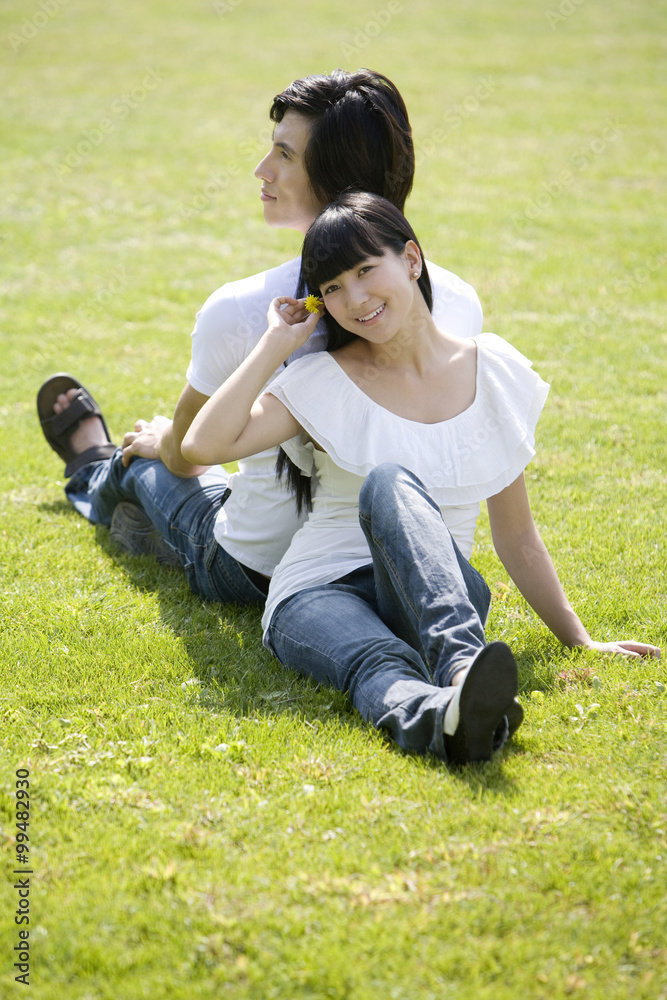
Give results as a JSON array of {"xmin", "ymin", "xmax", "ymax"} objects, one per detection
[{"xmin": 359, "ymin": 463, "xmax": 423, "ymax": 517}]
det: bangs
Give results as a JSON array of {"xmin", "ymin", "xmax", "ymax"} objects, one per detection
[
  {"xmin": 296, "ymin": 192, "xmax": 433, "ymax": 342},
  {"xmin": 301, "ymin": 204, "xmax": 402, "ymax": 293}
]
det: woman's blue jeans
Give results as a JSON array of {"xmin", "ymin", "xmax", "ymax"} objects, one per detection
[
  {"xmin": 266, "ymin": 464, "xmax": 493, "ymax": 759},
  {"xmin": 65, "ymin": 451, "xmax": 267, "ymax": 606}
]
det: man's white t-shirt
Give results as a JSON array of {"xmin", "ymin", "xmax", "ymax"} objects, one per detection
[{"xmin": 186, "ymin": 256, "xmax": 483, "ymax": 576}]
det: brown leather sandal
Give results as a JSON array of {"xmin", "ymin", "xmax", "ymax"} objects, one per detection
[{"xmin": 37, "ymin": 373, "xmax": 117, "ymax": 478}]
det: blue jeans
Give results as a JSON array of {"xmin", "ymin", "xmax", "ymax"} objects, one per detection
[
  {"xmin": 65, "ymin": 451, "xmax": 268, "ymax": 606},
  {"xmin": 266, "ymin": 464, "xmax": 494, "ymax": 759}
]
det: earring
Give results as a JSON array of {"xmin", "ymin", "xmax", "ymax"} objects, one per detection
[{"xmin": 413, "ymin": 271, "xmax": 419, "ymax": 278}]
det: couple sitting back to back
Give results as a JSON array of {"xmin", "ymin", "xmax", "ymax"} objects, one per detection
[{"xmin": 38, "ymin": 69, "xmax": 659, "ymax": 765}]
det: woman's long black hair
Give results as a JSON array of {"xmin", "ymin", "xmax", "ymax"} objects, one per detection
[{"xmin": 277, "ymin": 191, "xmax": 433, "ymax": 514}]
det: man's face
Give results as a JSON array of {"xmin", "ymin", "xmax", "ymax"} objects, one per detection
[{"xmin": 254, "ymin": 111, "xmax": 324, "ymax": 234}]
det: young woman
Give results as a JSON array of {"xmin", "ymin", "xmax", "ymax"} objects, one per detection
[{"xmin": 182, "ymin": 192, "xmax": 659, "ymax": 765}]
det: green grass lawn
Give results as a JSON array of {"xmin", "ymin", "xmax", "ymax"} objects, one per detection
[{"xmin": 1, "ymin": 1, "xmax": 666, "ymax": 997}]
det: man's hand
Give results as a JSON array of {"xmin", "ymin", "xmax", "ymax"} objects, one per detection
[
  {"xmin": 120, "ymin": 383, "xmax": 212, "ymax": 478},
  {"xmin": 121, "ymin": 415, "xmax": 172, "ymax": 466}
]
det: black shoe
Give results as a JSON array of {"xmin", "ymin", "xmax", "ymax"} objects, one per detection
[
  {"xmin": 443, "ymin": 641, "xmax": 519, "ymax": 764},
  {"xmin": 505, "ymin": 698, "xmax": 524, "ymax": 738},
  {"xmin": 109, "ymin": 502, "xmax": 181, "ymax": 568}
]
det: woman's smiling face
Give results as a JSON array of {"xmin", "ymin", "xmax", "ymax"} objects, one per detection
[{"xmin": 319, "ymin": 244, "xmax": 421, "ymax": 344}]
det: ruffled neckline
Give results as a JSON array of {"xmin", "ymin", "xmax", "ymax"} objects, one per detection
[
  {"xmin": 322, "ymin": 340, "xmax": 480, "ymax": 428},
  {"xmin": 271, "ymin": 333, "xmax": 550, "ymax": 504}
]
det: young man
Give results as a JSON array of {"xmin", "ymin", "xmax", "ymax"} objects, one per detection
[{"xmin": 38, "ymin": 69, "xmax": 483, "ymax": 607}]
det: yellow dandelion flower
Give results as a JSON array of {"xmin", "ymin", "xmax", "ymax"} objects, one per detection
[{"xmin": 304, "ymin": 294, "xmax": 322, "ymax": 314}]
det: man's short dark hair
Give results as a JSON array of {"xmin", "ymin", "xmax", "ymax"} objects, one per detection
[{"xmin": 270, "ymin": 68, "xmax": 414, "ymax": 213}]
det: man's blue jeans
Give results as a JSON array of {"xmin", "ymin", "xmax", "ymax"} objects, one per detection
[
  {"xmin": 266, "ymin": 464, "xmax": 494, "ymax": 759},
  {"xmin": 65, "ymin": 451, "xmax": 267, "ymax": 606}
]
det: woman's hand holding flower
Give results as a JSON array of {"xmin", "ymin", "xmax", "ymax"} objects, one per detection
[{"xmin": 265, "ymin": 295, "xmax": 323, "ymax": 360}]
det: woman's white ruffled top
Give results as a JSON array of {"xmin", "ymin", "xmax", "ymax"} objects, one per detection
[{"xmin": 261, "ymin": 333, "xmax": 550, "ymax": 634}]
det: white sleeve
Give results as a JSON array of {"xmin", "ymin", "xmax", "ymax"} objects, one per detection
[
  {"xmin": 427, "ymin": 260, "xmax": 484, "ymax": 339},
  {"xmin": 185, "ymin": 285, "xmax": 249, "ymax": 397},
  {"xmin": 460, "ymin": 284, "xmax": 483, "ymax": 338}
]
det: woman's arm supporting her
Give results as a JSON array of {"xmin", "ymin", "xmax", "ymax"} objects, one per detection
[
  {"xmin": 181, "ymin": 297, "xmax": 320, "ymax": 467},
  {"xmin": 487, "ymin": 474, "xmax": 661, "ymax": 659}
]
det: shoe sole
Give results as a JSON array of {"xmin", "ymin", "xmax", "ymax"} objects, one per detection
[
  {"xmin": 505, "ymin": 698, "xmax": 524, "ymax": 738},
  {"xmin": 445, "ymin": 641, "xmax": 519, "ymax": 764}
]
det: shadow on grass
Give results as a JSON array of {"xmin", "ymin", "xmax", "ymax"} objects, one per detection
[
  {"xmin": 387, "ymin": 737, "xmax": 522, "ymax": 795},
  {"xmin": 91, "ymin": 521, "xmax": 367, "ymax": 729},
  {"xmin": 27, "ymin": 509, "xmax": 527, "ymax": 790},
  {"xmin": 42, "ymin": 497, "xmax": 76, "ymax": 516}
]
